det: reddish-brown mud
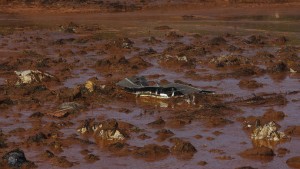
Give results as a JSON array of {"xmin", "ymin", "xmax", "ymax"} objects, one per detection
[{"xmin": 0, "ymin": 1, "xmax": 300, "ymax": 169}]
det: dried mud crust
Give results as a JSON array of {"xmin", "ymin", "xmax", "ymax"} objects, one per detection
[{"xmin": 0, "ymin": 7, "xmax": 300, "ymax": 168}]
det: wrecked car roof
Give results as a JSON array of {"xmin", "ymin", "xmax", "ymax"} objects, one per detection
[{"xmin": 117, "ymin": 76, "xmax": 214, "ymax": 96}]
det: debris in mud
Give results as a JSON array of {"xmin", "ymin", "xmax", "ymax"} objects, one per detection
[
  {"xmin": 132, "ymin": 144, "xmax": 170, "ymax": 161},
  {"xmin": 84, "ymin": 154, "xmax": 99, "ymax": 163},
  {"xmin": 159, "ymin": 54, "xmax": 196, "ymax": 69},
  {"xmin": 197, "ymin": 161, "xmax": 208, "ymax": 166},
  {"xmin": 244, "ymin": 35, "xmax": 265, "ymax": 45},
  {"xmin": 208, "ymin": 36, "xmax": 227, "ymax": 46},
  {"xmin": 155, "ymin": 129, "xmax": 174, "ymax": 141},
  {"xmin": 251, "ymin": 121, "xmax": 286, "ymax": 141},
  {"xmin": 94, "ymin": 119, "xmax": 126, "ymax": 141},
  {"xmin": 277, "ymin": 147, "xmax": 290, "ymax": 157},
  {"xmin": 154, "ymin": 26, "xmax": 172, "ymax": 30},
  {"xmin": 267, "ymin": 61, "xmax": 288, "ymax": 73},
  {"xmin": 240, "ymin": 146, "xmax": 275, "ymax": 159},
  {"xmin": 46, "ymin": 102, "xmax": 82, "ymax": 118},
  {"xmin": 143, "ymin": 36, "xmax": 161, "ymax": 44},
  {"xmin": 85, "ymin": 80, "xmax": 95, "ymax": 93},
  {"xmin": 15, "ymin": 70, "xmax": 56, "ymax": 85},
  {"xmin": 262, "ymin": 109, "xmax": 285, "ymax": 121},
  {"xmin": 2, "ymin": 149, "xmax": 36, "ymax": 168},
  {"xmin": 238, "ymin": 79, "xmax": 263, "ymax": 89},
  {"xmin": 170, "ymin": 139, "xmax": 197, "ymax": 154},
  {"xmin": 95, "ymin": 56, "xmax": 151, "ymax": 74},
  {"xmin": 0, "ymin": 97, "xmax": 14, "ymax": 107},
  {"xmin": 78, "ymin": 119, "xmax": 127, "ymax": 141},
  {"xmin": 117, "ymin": 76, "xmax": 214, "ymax": 99},
  {"xmin": 147, "ymin": 117, "xmax": 165, "ymax": 127},
  {"xmin": 209, "ymin": 55, "xmax": 249, "ymax": 67},
  {"xmin": 59, "ymin": 22, "xmax": 78, "ymax": 33},
  {"xmin": 110, "ymin": 38, "xmax": 134, "ymax": 49},
  {"xmin": 236, "ymin": 93, "xmax": 287, "ymax": 106},
  {"xmin": 285, "ymin": 126, "xmax": 300, "ymax": 136},
  {"xmin": 165, "ymin": 31, "xmax": 183, "ymax": 39},
  {"xmin": 235, "ymin": 166, "xmax": 257, "ymax": 169},
  {"xmin": 51, "ymin": 156, "xmax": 74, "ymax": 168},
  {"xmin": 286, "ymin": 156, "xmax": 300, "ymax": 168},
  {"xmin": 29, "ymin": 112, "xmax": 44, "ymax": 118},
  {"xmin": 27, "ymin": 132, "xmax": 47, "ymax": 143}
]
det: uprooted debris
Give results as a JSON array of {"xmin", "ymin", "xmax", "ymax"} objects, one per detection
[
  {"xmin": 251, "ymin": 121, "xmax": 287, "ymax": 141},
  {"xmin": 117, "ymin": 76, "xmax": 214, "ymax": 99},
  {"xmin": 15, "ymin": 70, "xmax": 56, "ymax": 85}
]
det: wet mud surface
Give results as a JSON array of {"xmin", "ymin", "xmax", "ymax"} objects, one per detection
[{"xmin": 0, "ymin": 2, "xmax": 300, "ymax": 169}]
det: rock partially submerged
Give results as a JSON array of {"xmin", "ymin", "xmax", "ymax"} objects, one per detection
[
  {"xmin": 286, "ymin": 156, "xmax": 300, "ymax": 168},
  {"xmin": 240, "ymin": 146, "xmax": 275, "ymax": 160},
  {"xmin": 2, "ymin": 149, "xmax": 35, "ymax": 168},
  {"xmin": 15, "ymin": 70, "xmax": 55, "ymax": 85},
  {"xmin": 251, "ymin": 121, "xmax": 286, "ymax": 141},
  {"xmin": 117, "ymin": 76, "xmax": 214, "ymax": 99}
]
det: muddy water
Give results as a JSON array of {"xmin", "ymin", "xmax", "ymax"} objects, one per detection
[{"xmin": 0, "ymin": 6, "xmax": 300, "ymax": 169}]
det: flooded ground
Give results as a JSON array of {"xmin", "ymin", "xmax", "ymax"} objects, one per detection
[{"xmin": 0, "ymin": 2, "xmax": 300, "ymax": 169}]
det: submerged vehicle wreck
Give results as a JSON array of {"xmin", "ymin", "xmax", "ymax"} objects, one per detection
[{"xmin": 117, "ymin": 76, "xmax": 214, "ymax": 99}]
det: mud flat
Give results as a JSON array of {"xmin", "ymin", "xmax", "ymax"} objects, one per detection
[{"xmin": 0, "ymin": 1, "xmax": 300, "ymax": 169}]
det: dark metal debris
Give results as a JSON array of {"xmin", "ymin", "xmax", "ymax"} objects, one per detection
[{"xmin": 117, "ymin": 76, "xmax": 214, "ymax": 98}]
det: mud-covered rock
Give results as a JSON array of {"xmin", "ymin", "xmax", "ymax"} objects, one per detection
[
  {"xmin": 51, "ymin": 156, "xmax": 74, "ymax": 168},
  {"xmin": 235, "ymin": 166, "xmax": 257, "ymax": 169},
  {"xmin": 197, "ymin": 161, "xmax": 208, "ymax": 166},
  {"xmin": 42, "ymin": 150, "xmax": 55, "ymax": 158},
  {"xmin": 244, "ymin": 35, "xmax": 265, "ymax": 45},
  {"xmin": 29, "ymin": 112, "xmax": 44, "ymax": 118},
  {"xmin": 147, "ymin": 117, "xmax": 165, "ymax": 127},
  {"xmin": 0, "ymin": 97, "xmax": 14, "ymax": 107},
  {"xmin": 155, "ymin": 129, "xmax": 174, "ymax": 141},
  {"xmin": 27, "ymin": 132, "xmax": 47, "ymax": 143},
  {"xmin": 240, "ymin": 146, "xmax": 275, "ymax": 158},
  {"xmin": 95, "ymin": 55, "xmax": 151, "ymax": 74},
  {"xmin": 267, "ymin": 61, "xmax": 288, "ymax": 73},
  {"xmin": 237, "ymin": 93, "xmax": 287, "ymax": 106},
  {"xmin": 165, "ymin": 31, "xmax": 183, "ymax": 39},
  {"xmin": 277, "ymin": 147, "xmax": 290, "ymax": 157},
  {"xmin": 2, "ymin": 149, "xmax": 35, "ymax": 168},
  {"xmin": 285, "ymin": 126, "xmax": 300, "ymax": 136},
  {"xmin": 132, "ymin": 144, "xmax": 170, "ymax": 161},
  {"xmin": 56, "ymin": 87, "xmax": 83, "ymax": 101},
  {"xmin": 171, "ymin": 139, "xmax": 197, "ymax": 154},
  {"xmin": 208, "ymin": 36, "xmax": 227, "ymax": 45},
  {"xmin": 286, "ymin": 156, "xmax": 300, "ymax": 168},
  {"xmin": 262, "ymin": 109, "xmax": 285, "ymax": 121},
  {"xmin": 84, "ymin": 154, "xmax": 99, "ymax": 163},
  {"xmin": 238, "ymin": 79, "xmax": 263, "ymax": 89}
]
